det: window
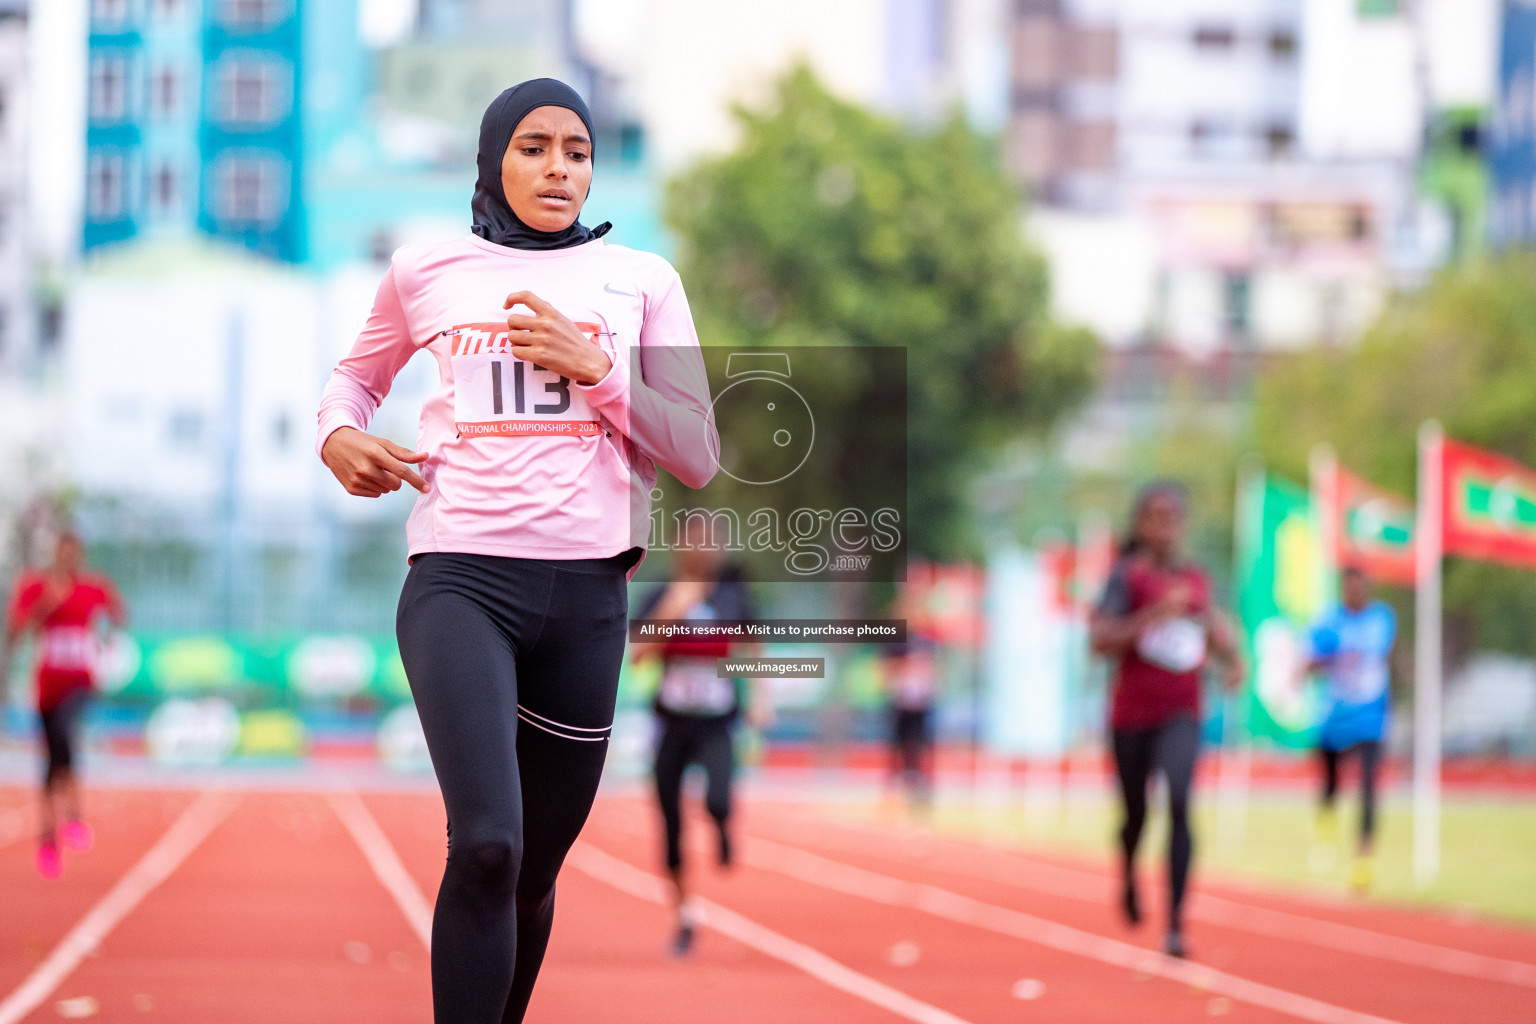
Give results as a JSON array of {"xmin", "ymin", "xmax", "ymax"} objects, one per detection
[
  {"xmin": 1192, "ymin": 25, "xmax": 1235, "ymax": 50},
  {"xmin": 215, "ymin": 58, "xmax": 289, "ymax": 125},
  {"xmin": 1349, "ymin": 208, "xmax": 1371, "ymax": 241},
  {"xmin": 211, "ymin": 153, "xmax": 287, "ymax": 225},
  {"xmin": 150, "ymin": 65, "xmax": 179, "ymax": 117},
  {"xmin": 168, "ymin": 408, "xmax": 204, "ymax": 448},
  {"xmin": 39, "ymin": 300, "xmax": 62, "ymax": 356},
  {"xmin": 148, "ymin": 162, "xmax": 177, "ymax": 215},
  {"xmin": 90, "ymin": 55, "xmax": 129, "ymax": 123},
  {"xmin": 1457, "ymin": 122, "xmax": 1483, "ymax": 155},
  {"xmin": 1264, "ymin": 123, "xmax": 1295, "ymax": 159},
  {"xmin": 1189, "ymin": 119, "xmax": 1216, "ymax": 152},
  {"xmin": 39, "ymin": 302, "xmax": 62, "ymax": 355},
  {"xmin": 369, "ymin": 229, "xmax": 394, "ymax": 264},
  {"xmin": 1357, "ymin": 0, "xmax": 1400, "ymax": 17},
  {"xmin": 92, "ymin": 0, "xmax": 130, "ymax": 29},
  {"xmin": 220, "ymin": 0, "xmax": 287, "ymax": 29},
  {"xmin": 1223, "ymin": 274, "xmax": 1251, "ymax": 342},
  {"xmin": 1067, "ymin": 25, "xmax": 1118, "ymax": 78},
  {"xmin": 87, "ymin": 151, "xmax": 127, "ymax": 221}
]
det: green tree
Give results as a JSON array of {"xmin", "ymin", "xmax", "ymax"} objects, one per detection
[
  {"xmin": 665, "ymin": 67, "xmax": 1095, "ymax": 559},
  {"xmin": 1255, "ymin": 253, "xmax": 1536, "ymax": 658}
]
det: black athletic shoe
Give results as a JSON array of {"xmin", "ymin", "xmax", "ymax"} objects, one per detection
[
  {"xmin": 1120, "ymin": 877, "xmax": 1141, "ymax": 926},
  {"xmin": 1162, "ymin": 930, "xmax": 1188, "ymax": 959},
  {"xmin": 671, "ymin": 921, "xmax": 695, "ymax": 957}
]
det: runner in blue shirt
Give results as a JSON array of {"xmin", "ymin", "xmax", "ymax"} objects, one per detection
[{"xmin": 1306, "ymin": 566, "xmax": 1395, "ymax": 891}]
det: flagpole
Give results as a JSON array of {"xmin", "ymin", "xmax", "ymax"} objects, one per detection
[
  {"xmin": 1219, "ymin": 456, "xmax": 1263, "ymax": 853},
  {"xmin": 1414, "ymin": 420, "xmax": 1444, "ymax": 887},
  {"xmin": 1310, "ymin": 442, "xmax": 1339, "ymax": 595}
]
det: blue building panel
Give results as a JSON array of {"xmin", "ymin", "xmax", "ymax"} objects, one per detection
[
  {"xmin": 1492, "ymin": 1, "xmax": 1536, "ymax": 246},
  {"xmin": 198, "ymin": 1, "xmax": 306, "ymax": 262},
  {"xmin": 83, "ymin": 21, "xmax": 146, "ymax": 254}
]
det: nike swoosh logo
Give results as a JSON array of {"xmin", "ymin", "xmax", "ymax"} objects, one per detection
[{"xmin": 603, "ymin": 283, "xmax": 637, "ymax": 297}]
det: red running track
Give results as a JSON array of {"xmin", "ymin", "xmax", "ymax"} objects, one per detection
[{"xmin": 1, "ymin": 785, "xmax": 1533, "ymax": 1023}]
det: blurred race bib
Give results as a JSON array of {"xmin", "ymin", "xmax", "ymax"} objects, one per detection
[
  {"xmin": 38, "ymin": 625, "xmax": 100, "ymax": 674},
  {"xmin": 658, "ymin": 659, "xmax": 735, "ymax": 715},
  {"xmin": 1136, "ymin": 617, "xmax": 1207, "ymax": 674},
  {"xmin": 1332, "ymin": 652, "xmax": 1388, "ymax": 704}
]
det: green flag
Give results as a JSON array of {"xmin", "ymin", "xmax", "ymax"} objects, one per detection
[{"xmin": 1235, "ymin": 471, "xmax": 1327, "ymax": 748}]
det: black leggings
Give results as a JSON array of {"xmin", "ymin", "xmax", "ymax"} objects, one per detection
[
  {"xmin": 653, "ymin": 714, "xmax": 734, "ymax": 872},
  {"xmin": 889, "ymin": 706, "xmax": 932, "ymax": 787},
  {"xmin": 1321, "ymin": 740, "xmax": 1381, "ymax": 843},
  {"xmin": 40, "ymin": 689, "xmax": 90, "ymax": 787},
  {"xmin": 397, "ymin": 551, "xmax": 632, "ymax": 1024},
  {"xmin": 1113, "ymin": 713, "xmax": 1200, "ymax": 931}
]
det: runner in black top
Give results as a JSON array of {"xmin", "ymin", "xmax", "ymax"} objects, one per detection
[
  {"xmin": 881, "ymin": 635, "xmax": 938, "ymax": 812},
  {"xmin": 630, "ymin": 528, "xmax": 765, "ymax": 955}
]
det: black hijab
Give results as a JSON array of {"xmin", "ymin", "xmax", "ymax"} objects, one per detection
[{"xmin": 470, "ymin": 78, "xmax": 611, "ymax": 251}]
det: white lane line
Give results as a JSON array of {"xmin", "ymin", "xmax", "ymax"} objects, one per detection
[
  {"xmin": 0, "ymin": 805, "xmax": 29, "ymax": 851},
  {"xmin": 743, "ymin": 836, "xmax": 1407, "ymax": 1024},
  {"xmin": 763, "ymin": 809, "xmax": 1536, "ymax": 989},
  {"xmin": 0, "ymin": 790, "xmax": 237, "ymax": 1024},
  {"xmin": 327, "ymin": 790, "xmax": 433, "ymax": 950},
  {"xmin": 567, "ymin": 842, "xmax": 975, "ymax": 1024}
]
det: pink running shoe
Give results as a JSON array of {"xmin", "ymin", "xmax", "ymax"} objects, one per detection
[
  {"xmin": 62, "ymin": 820, "xmax": 93, "ymax": 852},
  {"xmin": 36, "ymin": 841, "xmax": 62, "ymax": 880}
]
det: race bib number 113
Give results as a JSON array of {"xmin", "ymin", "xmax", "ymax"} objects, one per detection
[{"xmin": 448, "ymin": 321, "xmax": 604, "ymax": 438}]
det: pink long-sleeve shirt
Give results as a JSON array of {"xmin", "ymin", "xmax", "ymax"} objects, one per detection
[{"xmin": 316, "ymin": 234, "xmax": 717, "ymax": 564}]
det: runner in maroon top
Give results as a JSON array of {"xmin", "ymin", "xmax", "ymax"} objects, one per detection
[
  {"xmin": 1089, "ymin": 482, "xmax": 1243, "ymax": 958},
  {"xmin": 4, "ymin": 533, "xmax": 126, "ymax": 879}
]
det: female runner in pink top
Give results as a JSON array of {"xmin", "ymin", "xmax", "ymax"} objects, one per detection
[{"xmin": 317, "ymin": 79, "xmax": 716, "ymax": 1023}]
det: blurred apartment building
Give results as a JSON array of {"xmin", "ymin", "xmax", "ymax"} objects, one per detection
[
  {"xmin": 0, "ymin": 1, "xmax": 29, "ymax": 375},
  {"xmin": 1005, "ymin": 0, "xmax": 1490, "ymax": 363},
  {"xmin": 79, "ymin": 0, "xmax": 651, "ymax": 267},
  {"xmin": 630, "ymin": 0, "xmax": 1011, "ymax": 167},
  {"xmin": 82, "ymin": 0, "xmax": 371, "ymax": 263},
  {"xmin": 995, "ymin": 0, "xmax": 1502, "ymax": 482},
  {"xmin": 1491, "ymin": 0, "xmax": 1536, "ymax": 247}
]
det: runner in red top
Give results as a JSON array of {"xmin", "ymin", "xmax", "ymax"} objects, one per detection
[
  {"xmin": 1089, "ymin": 482, "xmax": 1242, "ymax": 958},
  {"xmin": 4, "ymin": 532, "xmax": 126, "ymax": 879}
]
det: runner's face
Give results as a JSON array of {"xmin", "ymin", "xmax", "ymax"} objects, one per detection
[
  {"xmin": 501, "ymin": 106, "xmax": 592, "ymax": 233},
  {"xmin": 55, "ymin": 536, "xmax": 83, "ymax": 576},
  {"xmin": 1136, "ymin": 493, "xmax": 1183, "ymax": 557}
]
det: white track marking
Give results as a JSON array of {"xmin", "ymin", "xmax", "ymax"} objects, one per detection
[
  {"xmin": 1196, "ymin": 890, "xmax": 1536, "ymax": 989},
  {"xmin": 761, "ymin": 808, "xmax": 1536, "ymax": 989},
  {"xmin": 327, "ymin": 790, "xmax": 433, "ymax": 949},
  {"xmin": 567, "ymin": 842, "xmax": 975, "ymax": 1024},
  {"xmin": 0, "ymin": 791, "xmax": 237, "ymax": 1024},
  {"xmin": 743, "ymin": 836, "xmax": 1409, "ymax": 1024},
  {"xmin": 0, "ymin": 803, "xmax": 30, "ymax": 850}
]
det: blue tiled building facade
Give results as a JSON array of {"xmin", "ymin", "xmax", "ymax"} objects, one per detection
[
  {"xmin": 84, "ymin": 0, "xmax": 356, "ymax": 263},
  {"xmin": 80, "ymin": 0, "xmax": 662, "ymax": 268},
  {"xmin": 1493, "ymin": 0, "xmax": 1536, "ymax": 247}
]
